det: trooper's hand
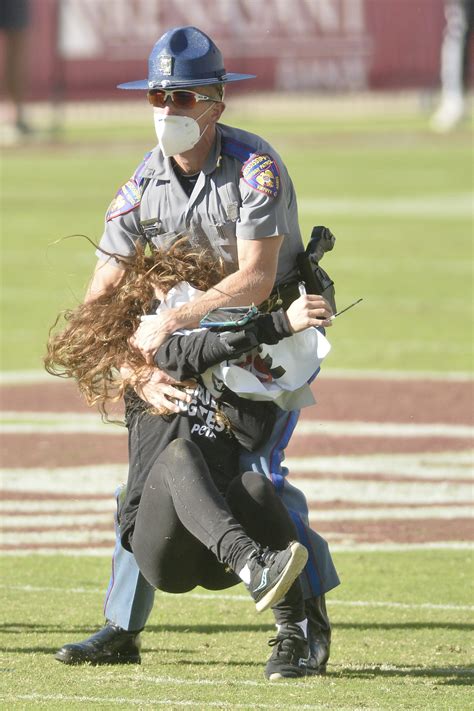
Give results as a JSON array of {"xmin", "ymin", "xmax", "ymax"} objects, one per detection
[
  {"xmin": 130, "ymin": 312, "xmax": 180, "ymax": 364},
  {"xmin": 120, "ymin": 364, "xmax": 195, "ymax": 414},
  {"xmin": 285, "ymin": 294, "xmax": 333, "ymax": 333}
]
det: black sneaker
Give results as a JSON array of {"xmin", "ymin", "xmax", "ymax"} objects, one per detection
[
  {"xmin": 265, "ymin": 623, "xmax": 310, "ymax": 680},
  {"xmin": 305, "ymin": 595, "xmax": 331, "ymax": 674},
  {"xmin": 54, "ymin": 622, "xmax": 142, "ymax": 665},
  {"xmin": 246, "ymin": 541, "xmax": 308, "ymax": 613}
]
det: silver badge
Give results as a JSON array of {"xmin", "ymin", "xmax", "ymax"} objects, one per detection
[{"xmin": 159, "ymin": 55, "xmax": 173, "ymax": 76}]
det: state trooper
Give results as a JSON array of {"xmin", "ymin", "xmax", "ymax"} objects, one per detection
[{"xmin": 55, "ymin": 25, "xmax": 338, "ymax": 677}]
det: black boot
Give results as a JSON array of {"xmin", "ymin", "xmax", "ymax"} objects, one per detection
[
  {"xmin": 305, "ymin": 595, "xmax": 331, "ymax": 673},
  {"xmin": 54, "ymin": 622, "xmax": 142, "ymax": 665}
]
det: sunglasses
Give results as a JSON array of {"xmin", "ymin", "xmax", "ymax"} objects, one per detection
[{"xmin": 147, "ymin": 89, "xmax": 218, "ymax": 110}]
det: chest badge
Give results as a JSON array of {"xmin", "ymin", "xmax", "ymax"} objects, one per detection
[{"xmin": 242, "ymin": 154, "xmax": 280, "ymax": 199}]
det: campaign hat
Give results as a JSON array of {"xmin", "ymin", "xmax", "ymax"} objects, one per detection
[{"xmin": 118, "ymin": 26, "xmax": 255, "ymax": 90}]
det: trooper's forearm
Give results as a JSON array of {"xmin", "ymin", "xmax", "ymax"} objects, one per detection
[
  {"xmin": 154, "ymin": 310, "xmax": 292, "ymax": 381},
  {"xmin": 171, "ymin": 264, "xmax": 275, "ymax": 331}
]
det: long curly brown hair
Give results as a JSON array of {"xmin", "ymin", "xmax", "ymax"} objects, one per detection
[{"xmin": 44, "ymin": 243, "xmax": 226, "ymax": 417}]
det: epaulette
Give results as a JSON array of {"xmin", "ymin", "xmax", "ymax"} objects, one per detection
[
  {"xmin": 221, "ymin": 136, "xmax": 255, "ymax": 164},
  {"xmin": 132, "ymin": 151, "xmax": 153, "ymax": 188}
]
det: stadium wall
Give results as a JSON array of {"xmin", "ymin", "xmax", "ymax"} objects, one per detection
[{"xmin": 0, "ymin": 0, "xmax": 472, "ymax": 101}]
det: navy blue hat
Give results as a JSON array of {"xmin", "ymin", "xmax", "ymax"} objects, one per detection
[{"xmin": 118, "ymin": 26, "xmax": 255, "ymax": 90}]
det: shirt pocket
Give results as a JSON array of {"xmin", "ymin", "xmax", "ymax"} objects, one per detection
[{"xmin": 208, "ymin": 219, "xmax": 238, "ymax": 266}]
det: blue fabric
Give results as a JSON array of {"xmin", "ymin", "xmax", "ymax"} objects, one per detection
[
  {"xmin": 289, "ymin": 511, "xmax": 323, "ymax": 597},
  {"xmin": 118, "ymin": 26, "xmax": 255, "ymax": 90},
  {"xmin": 239, "ymin": 407, "xmax": 300, "ymax": 492},
  {"xmin": 221, "ymin": 136, "xmax": 255, "ymax": 164},
  {"xmin": 104, "ymin": 487, "xmax": 154, "ymax": 630}
]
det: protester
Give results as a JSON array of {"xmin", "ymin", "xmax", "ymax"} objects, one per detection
[{"xmin": 46, "ymin": 243, "xmax": 336, "ymax": 679}]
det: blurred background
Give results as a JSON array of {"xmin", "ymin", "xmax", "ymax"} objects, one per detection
[{"xmin": 0, "ymin": 0, "xmax": 472, "ymax": 374}]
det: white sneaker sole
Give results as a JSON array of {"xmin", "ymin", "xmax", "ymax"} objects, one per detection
[{"xmin": 255, "ymin": 541, "xmax": 308, "ymax": 613}]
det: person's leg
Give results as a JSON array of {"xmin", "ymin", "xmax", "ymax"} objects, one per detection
[
  {"xmin": 55, "ymin": 406, "xmax": 160, "ymax": 664},
  {"xmin": 131, "ymin": 438, "xmax": 251, "ymax": 592},
  {"xmin": 431, "ymin": 0, "xmax": 470, "ymax": 131},
  {"xmin": 132, "ymin": 438, "xmax": 307, "ymax": 615},
  {"xmin": 0, "ymin": 0, "xmax": 32, "ymax": 132},
  {"xmin": 103, "ymin": 486, "xmax": 155, "ymax": 630},
  {"xmin": 225, "ymin": 472, "xmax": 305, "ymax": 624},
  {"xmin": 54, "ymin": 485, "xmax": 153, "ymax": 665},
  {"xmin": 239, "ymin": 407, "xmax": 338, "ymax": 673},
  {"xmin": 226, "ymin": 471, "xmax": 313, "ymax": 680}
]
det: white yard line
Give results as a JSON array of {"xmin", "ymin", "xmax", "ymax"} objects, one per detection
[
  {"xmin": 1, "ymin": 513, "xmax": 114, "ymax": 527},
  {"xmin": 0, "ymin": 465, "xmax": 128, "ymax": 494},
  {"xmin": 293, "ymin": 478, "xmax": 473, "ymax": 504},
  {"xmin": 1, "ymin": 506, "xmax": 471, "ymax": 526},
  {"xmin": 298, "ymin": 193, "xmax": 474, "ymax": 219},
  {"xmin": 1, "ymin": 412, "xmax": 473, "ymax": 439},
  {"xmin": 0, "ymin": 499, "xmax": 115, "ymax": 513},
  {"xmin": 294, "ymin": 420, "xmax": 474, "ymax": 439},
  {"xmin": 1, "ymin": 368, "xmax": 472, "ymax": 385},
  {"xmin": 0, "ymin": 694, "xmax": 353, "ymax": 710},
  {"xmin": 1, "ymin": 452, "xmax": 472, "ymax": 497},
  {"xmin": 286, "ymin": 451, "xmax": 474, "ymax": 480},
  {"xmin": 0, "ymin": 411, "xmax": 125, "ymax": 434},
  {"xmin": 2, "ymin": 541, "xmax": 471, "ymax": 555},
  {"xmin": 0, "ymin": 529, "xmax": 115, "ymax": 545},
  {"xmin": 1, "ymin": 583, "xmax": 472, "ymax": 612},
  {"xmin": 309, "ymin": 506, "xmax": 473, "ymax": 521}
]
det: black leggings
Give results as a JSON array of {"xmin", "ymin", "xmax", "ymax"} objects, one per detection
[{"xmin": 131, "ymin": 438, "xmax": 304, "ymax": 623}]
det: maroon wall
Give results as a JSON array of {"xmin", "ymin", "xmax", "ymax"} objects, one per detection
[{"xmin": 0, "ymin": 0, "xmax": 471, "ymax": 102}]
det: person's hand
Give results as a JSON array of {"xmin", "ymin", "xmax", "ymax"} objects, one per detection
[
  {"xmin": 285, "ymin": 294, "xmax": 333, "ymax": 333},
  {"xmin": 129, "ymin": 312, "xmax": 180, "ymax": 364},
  {"xmin": 120, "ymin": 363, "xmax": 195, "ymax": 414}
]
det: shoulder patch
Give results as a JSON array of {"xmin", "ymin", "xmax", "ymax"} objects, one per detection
[
  {"xmin": 242, "ymin": 153, "xmax": 280, "ymax": 199},
  {"xmin": 106, "ymin": 179, "xmax": 141, "ymax": 222}
]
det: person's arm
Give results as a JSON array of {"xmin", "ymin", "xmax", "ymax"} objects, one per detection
[
  {"xmin": 130, "ymin": 235, "xmax": 285, "ymax": 361},
  {"xmin": 84, "ymin": 259, "xmax": 193, "ymax": 413},
  {"xmin": 84, "ymin": 258, "xmax": 126, "ymax": 303},
  {"xmin": 154, "ymin": 293, "xmax": 329, "ymax": 381}
]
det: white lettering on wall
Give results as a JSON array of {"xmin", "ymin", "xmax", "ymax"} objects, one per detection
[{"xmin": 58, "ymin": 0, "xmax": 370, "ymax": 91}]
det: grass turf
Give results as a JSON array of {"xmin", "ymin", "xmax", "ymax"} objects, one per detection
[
  {"xmin": 0, "ymin": 550, "xmax": 472, "ymax": 709},
  {"xmin": 1, "ymin": 106, "xmax": 472, "ymax": 372}
]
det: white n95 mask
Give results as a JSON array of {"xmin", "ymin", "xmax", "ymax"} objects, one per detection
[{"xmin": 153, "ymin": 104, "xmax": 214, "ymax": 157}]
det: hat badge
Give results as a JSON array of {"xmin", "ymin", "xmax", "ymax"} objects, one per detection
[{"xmin": 159, "ymin": 55, "xmax": 173, "ymax": 76}]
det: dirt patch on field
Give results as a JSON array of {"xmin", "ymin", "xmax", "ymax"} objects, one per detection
[{"xmin": 1, "ymin": 377, "xmax": 472, "ymax": 424}]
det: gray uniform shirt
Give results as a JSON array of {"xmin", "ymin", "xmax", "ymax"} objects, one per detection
[{"xmin": 98, "ymin": 123, "xmax": 304, "ymax": 286}]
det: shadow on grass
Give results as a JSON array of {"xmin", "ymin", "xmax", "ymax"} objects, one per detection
[
  {"xmin": 0, "ymin": 622, "xmax": 274, "ymax": 635},
  {"xmin": 335, "ymin": 665, "xmax": 474, "ymax": 686},
  {"xmin": 2, "ymin": 621, "xmax": 473, "ymax": 635},
  {"xmin": 335, "ymin": 622, "xmax": 474, "ymax": 632}
]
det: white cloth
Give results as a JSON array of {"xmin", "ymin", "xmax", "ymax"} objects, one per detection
[
  {"xmin": 154, "ymin": 282, "xmax": 331, "ymax": 410},
  {"xmin": 203, "ymin": 326, "xmax": 331, "ymax": 410}
]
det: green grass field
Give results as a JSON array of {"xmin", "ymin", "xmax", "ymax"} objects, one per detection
[
  {"xmin": 1, "ymin": 551, "xmax": 473, "ymax": 709},
  {"xmin": 1, "ymin": 99, "xmax": 473, "ymax": 372}
]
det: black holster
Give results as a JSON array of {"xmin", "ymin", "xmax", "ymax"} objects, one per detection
[{"xmin": 296, "ymin": 226, "xmax": 337, "ymax": 313}]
